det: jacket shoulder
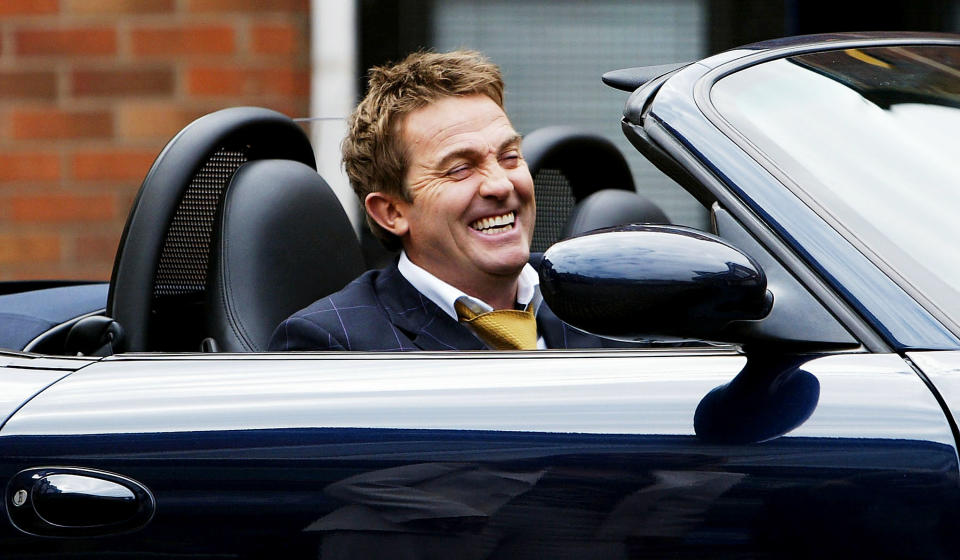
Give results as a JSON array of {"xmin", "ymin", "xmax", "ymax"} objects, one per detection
[{"xmin": 268, "ymin": 268, "xmax": 415, "ymax": 351}]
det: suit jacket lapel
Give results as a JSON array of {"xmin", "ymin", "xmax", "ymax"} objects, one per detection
[{"xmin": 374, "ymin": 263, "xmax": 485, "ymax": 351}]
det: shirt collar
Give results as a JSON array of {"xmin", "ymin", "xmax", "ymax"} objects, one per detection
[{"xmin": 397, "ymin": 251, "xmax": 542, "ymax": 321}]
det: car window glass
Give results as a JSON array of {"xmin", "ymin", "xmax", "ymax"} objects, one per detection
[
  {"xmin": 712, "ymin": 205, "xmax": 858, "ymax": 349},
  {"xmin": 711, "ymin": 45, "xmax": 960, "ymax": 326}
]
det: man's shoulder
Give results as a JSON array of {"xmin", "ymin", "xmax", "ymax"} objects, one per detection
[
  {"xmin": 278, "ymin": 266, "xmax": 393, "ymax": 337},
  {"xmin": 268, "ymin": 264, "xmax": 420, "ymax": 351},
  {"xmin": 291, "ymin": 267, "xmax": 383, "ymax": 316}
]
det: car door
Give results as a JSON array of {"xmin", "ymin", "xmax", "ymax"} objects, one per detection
[
  {"xmin": 0, "ymin": 352, "xmax": 92, "ymax": 430},
  {"xmin": 1, "ymin": 341, "xmax": 957, "ymax": 559}
]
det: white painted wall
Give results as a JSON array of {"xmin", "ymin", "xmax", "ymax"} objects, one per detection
[{"xmin": 310, "ymin": 0, "xmax": 360, "ymax": 229}]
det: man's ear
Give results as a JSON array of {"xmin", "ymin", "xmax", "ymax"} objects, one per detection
[{"xmin": 365, "ymin": 192, "xmax": 410, "ymax": 237}]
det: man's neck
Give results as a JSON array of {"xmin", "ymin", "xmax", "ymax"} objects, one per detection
[
  {"xmin": 428, "ymin": 266, "xmax": 519, "ymax": 311},
  {"xmin": 459, "ymin": 277, "xmax": 519, "ymax": 311},
  {"xmin": 398, "ymin": 251, "xmax": 522, "ymax": 312}
]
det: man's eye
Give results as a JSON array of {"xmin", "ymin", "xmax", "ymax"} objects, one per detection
[
  {"xmin": 447, "ymin": 165, "xmax": 471, "ymax": 179},
  {"xmin": 500, "ymin": 152, "xmax": 521, "ymax": 168}
]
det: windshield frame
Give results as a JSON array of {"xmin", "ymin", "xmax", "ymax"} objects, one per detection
[{"xmin": 692, "ymin": 35, "xmax": 960, "ymax": 341}]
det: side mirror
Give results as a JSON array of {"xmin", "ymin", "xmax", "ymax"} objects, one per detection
[{"xmin": 539, "ymin": 225, "xmax": 772, "ymax": 343}]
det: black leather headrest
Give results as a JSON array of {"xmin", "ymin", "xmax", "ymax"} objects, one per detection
[
  {"xmin": 522, "ymin": 126, "xmax": 637, "ymax": 252},
  {"xmin": 523, "ymin": 126, "xmax": 635, "ymax": 200},
  {"xmin": 108, "ymin": 107, "xmax": 316, "ymax": 351},
  {"xmin": 562, "ymin": 189, "xmax": 670, "ymax": 238},
  {"xmin": 206, "ymin": 159, "xmax": 365, "ymax": 352}
]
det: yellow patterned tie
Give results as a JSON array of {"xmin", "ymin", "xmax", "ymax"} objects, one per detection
[{"xmin": 454, "ymin": 298, "xmax": 538, "ymax": 350}]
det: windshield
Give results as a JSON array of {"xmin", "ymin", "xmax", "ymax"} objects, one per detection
[{"xmin": 711, "ymin": 45, "xmax": 960, "ymax": 327}]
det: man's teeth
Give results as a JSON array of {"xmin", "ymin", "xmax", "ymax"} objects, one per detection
[{"xmin": 471, "ymin": 212, "xmax": 515, "ymax": 233}]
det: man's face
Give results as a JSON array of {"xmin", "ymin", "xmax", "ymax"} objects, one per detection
[{"xmin": 393, "ymin": 94, "xmax": 535, "ymax": 295}]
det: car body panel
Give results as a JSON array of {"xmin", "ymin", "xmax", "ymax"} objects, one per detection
[
  {"xmin": 5, "ymin": 350, "xmax": 747, "ymax": 436},
  {"xmin": 1, "ymin": 351, "xmax": 957, "ymax": 557},
  {"xmin": 0, "ymin": 353, "xmax": 94, "ymax": 428},
  {"xmin": 0, "ymin": 351, "xmax": 948, "ymax": 440},
  {"xmin": 909, "ymin": 350, "xmax": 960, "ymax": 434}
]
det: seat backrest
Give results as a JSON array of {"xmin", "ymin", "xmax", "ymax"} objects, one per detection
[
  {"xmin": 205, "ymin": 159, "xmax": 365, "ymax": 352},
  {"xmin": 107, "ymin": 107, "xmax": 317, "ymax": 352},
  {"xmin": 522, "ymin": 126, "xmax": 635, "ymax": 252},
  {"xmin": 359, "ymin": 222, "xmax": 399, "ymax": 271},
  {"xmin": 562, "ymin": 188, "xmax": 670, "ymax": 239}
]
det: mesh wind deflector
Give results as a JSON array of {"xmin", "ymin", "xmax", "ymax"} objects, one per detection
[
  {"xmin": 531, "ymin": 168, "xmax": 576, "ymax": 252},
  {"xmin": 108, "ymin": 106, "xmax": 316, "ymax": 352},
  {"xmin": 154, "ymin": 148, "xmax": 248, "ymax": 298}
]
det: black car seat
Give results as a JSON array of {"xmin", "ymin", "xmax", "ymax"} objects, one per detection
[
  {"xmin": 522, "ymin": 126, "xmax": 637, "ymax": 252},
  {"xmin": 101, "ymin": 107, "xmax": 324, "ymax": 352},
  {"xmin": 562, "ymin": 188, "xmax": 670, "ymax": 238},
  {"xmin": 204, "ymin": 159, "xmax": 364, "ymax": 352},
  {"xmin": 358, "ymin": 220, "xmax": 399, "ymax": 271}
]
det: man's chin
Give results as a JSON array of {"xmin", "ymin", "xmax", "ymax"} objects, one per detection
[{"xmin": 480, "ymin": 252, "xmax": 531, "ymax": 277}]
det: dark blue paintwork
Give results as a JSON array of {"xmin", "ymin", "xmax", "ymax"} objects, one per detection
[
  {"xmin": 539, "ymin": 225, "xmax": 771, "ymax": 341},
  {"xmin": 694, "ymin": 353, "xmax": 821, "ymax": 444},
  {"xmin": 2, "ymin": 428, "xmax": 958, "ymax": 558},
  {"xmin": 1, "ymin": 349, "xmax": 957, "ymax": 558}
]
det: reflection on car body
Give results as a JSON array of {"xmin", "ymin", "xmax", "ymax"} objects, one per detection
[{"xmin": 2, "ymin": 32, "xmax": 960, "ymax": 558}]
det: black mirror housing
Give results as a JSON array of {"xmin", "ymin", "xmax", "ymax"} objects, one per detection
[{"xmin": 539, "ymin": 225, "xmax": 772, "ymax": 343}]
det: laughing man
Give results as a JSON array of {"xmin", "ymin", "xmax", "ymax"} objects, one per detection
[{"xmin": 269, "ymin": 50, "xmax": 603, "ymax": 351}]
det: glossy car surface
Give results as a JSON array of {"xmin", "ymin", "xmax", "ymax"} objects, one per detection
[{"xmin": 2, "ymin": 32, "xmax": 960, "ymax": 558}]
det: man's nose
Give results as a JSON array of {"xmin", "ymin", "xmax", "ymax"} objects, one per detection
[{"xmin": 478, "ymin": 164, "xmax": 514, "ymax": 199}]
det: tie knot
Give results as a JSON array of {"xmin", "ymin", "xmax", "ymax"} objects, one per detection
[{"xmin": 455, "ymin": 299, "xmax": 537, "ymax": 350}]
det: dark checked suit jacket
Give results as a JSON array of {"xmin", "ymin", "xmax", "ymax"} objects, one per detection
[{"xmin": 268, "ymin": 260, "xmax": 605, "ymax": 351}]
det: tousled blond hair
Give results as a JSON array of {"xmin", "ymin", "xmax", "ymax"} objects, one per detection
[{"xmin": 342, "ymin": 50, "xmax": 505, "ymax": 250}]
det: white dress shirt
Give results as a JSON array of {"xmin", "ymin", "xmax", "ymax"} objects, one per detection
[{"xmin": 397, "ymin": 251, "xmax": 546, "ymax": 348}]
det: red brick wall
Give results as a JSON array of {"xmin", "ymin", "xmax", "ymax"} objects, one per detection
[{"xmin": 0, "ymin": 0, "xmax": 311, "ymax": 281}]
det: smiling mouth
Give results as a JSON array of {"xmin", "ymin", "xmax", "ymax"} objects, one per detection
[{"xmin": 470, "ymin": 211, "xmax": 516, "ymax": 235}]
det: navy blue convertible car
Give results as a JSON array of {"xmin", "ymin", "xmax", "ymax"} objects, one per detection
[{"xmin": 2, "ymin": 32, "xmax": 960, "ymax": 558}]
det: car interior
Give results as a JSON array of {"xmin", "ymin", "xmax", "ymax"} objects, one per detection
[{"xmin": 3, "ymin": 107, "xmax": 673, "ymax": 356}]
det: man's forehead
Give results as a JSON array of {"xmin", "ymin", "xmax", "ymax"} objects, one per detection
[
  {"xmin": 432, "ymin": 131, "xmax": 522, "ymax": 163},
  {"xmin": 402, "ymin": 95, "xmax": 519, "ymax": 162}
]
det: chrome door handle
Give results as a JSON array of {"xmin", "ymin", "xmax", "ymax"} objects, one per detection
[{"xmin": 7, "ymin": 467, "xmax": 155, "ymax": 537}]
